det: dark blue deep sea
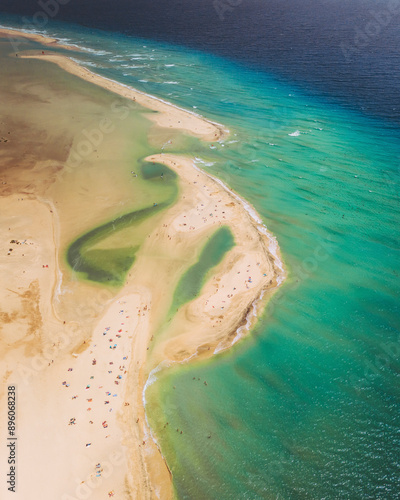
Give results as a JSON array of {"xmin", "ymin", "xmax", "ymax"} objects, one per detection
[
  {"xmin": 1, "ymin": 1, "xmax": 399, "ymax": 498},
  {"xmin": 2, "ymin": 0, "xmax": 400, "ymax": 124}
]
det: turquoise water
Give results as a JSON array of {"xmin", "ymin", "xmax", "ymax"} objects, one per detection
[
  {"xmin": 169, "ymin": 226, "xmax": 235, "ymax": 317},
  {"xmin": 2, "ymin": 16, "xmax": 399, "ymax": 499}
]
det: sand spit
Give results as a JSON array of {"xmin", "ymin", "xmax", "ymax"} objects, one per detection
[
  {"xmin": 0, "ymin": 28, "xmax": 284, "ymax": 500},
  {"xmin": 19, "ymin": 52, "xmax": 228, "ymax": 142},
  {"xmin": 0, "ymin": 27, "xmax": 77, "ymax": 51},
  {"xmin": 141, "ymin": 154, "xmax": 283, "ymax": 368}
]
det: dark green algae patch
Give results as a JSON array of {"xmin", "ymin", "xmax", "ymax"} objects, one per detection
[
  {"xmin": 168, "ymin": 225, "xmax": 235, "ymax": 316},
  {"xmin": 66, "ymin": 160, "xmax": 177, "ymax": 286}
]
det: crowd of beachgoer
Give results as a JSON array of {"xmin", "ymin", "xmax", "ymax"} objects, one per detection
[{"xmin": 62, "ymin": 302, "xmax": 137, "ymax": 496}]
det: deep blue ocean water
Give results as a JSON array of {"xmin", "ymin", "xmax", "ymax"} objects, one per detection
[
  {"xmin": 1, "ymin": 3, "xmax": 399, "ymax": 499},
  {"xmin": 2, "ymin": 0, "xmax": 400, "ymax": 123}
]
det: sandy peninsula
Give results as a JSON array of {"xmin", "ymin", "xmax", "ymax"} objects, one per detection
[
  {"xmin": 19, "ymin": 52, "xmax": 228, "ymax": 142},
  {"xmin": 0, "ymin": 28, "xmax": 284, "ymax": 500},
  {"xmin": 0, "ymin": 26, "xmax": 79, "ymax": 51}
]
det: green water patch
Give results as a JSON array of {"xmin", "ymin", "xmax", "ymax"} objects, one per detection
[
  {"xmin": 140, "ymin": 160, "xmax": 176, "ymax": 181},
  {"xmin": 67, "ymin": 202, "xmax": 166, "ymax": 285},
  {"xmin": 81, "ymin": 246, "xmax": 139, "ymax": 279},
  {"xmin": 169, "ymin": 226, "xmax": 235, "ymax": 316},
  {"xmin": 67, "ymin": 160, "xmax": 178, "ymax": 286}
]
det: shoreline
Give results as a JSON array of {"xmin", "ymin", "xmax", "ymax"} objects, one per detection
[
  {"xmin": 0, "ymin": 26, "xmax": 285, "ymax": 500},
  {"xmin": 0, "ymin": 26, "xmax": 78, "ymax": 51}
]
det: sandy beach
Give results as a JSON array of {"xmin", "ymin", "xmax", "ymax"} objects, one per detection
[{"xmin": 0, "ymin": 28, "xmax": 284, "ymax": 500}]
